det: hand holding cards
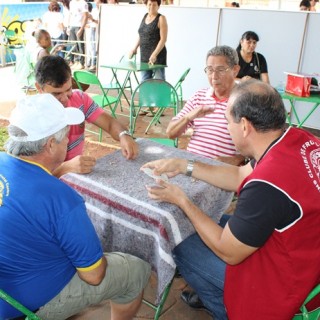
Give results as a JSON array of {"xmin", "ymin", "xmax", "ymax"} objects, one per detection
[{"xmin": 141, "ymin": 167, "xmax": 169, "ymax": 182}]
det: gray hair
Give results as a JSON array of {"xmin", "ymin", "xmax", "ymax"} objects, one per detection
[
  {"xmin": 229, "ymin": 80, "xmax": 287, "ymax": 132},
  {"xmin": 206, "ymin": 45, "xmax": 239, "ymax": 67},
  {"xmin": 5, "ymin": 126, "xmax": 69, "ymax": 156}
]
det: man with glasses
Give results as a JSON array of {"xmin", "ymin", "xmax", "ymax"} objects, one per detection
[
  {"xmin": 166, "ymin": 45, "xmax": 244, "ymax": 166},
  {"xmin": 143, "ymin": 80, "xmax": 320, "ymax": 319},
  {"xmin": 166, "ymin": 45, "xmax": 244, "ymax": 314}
]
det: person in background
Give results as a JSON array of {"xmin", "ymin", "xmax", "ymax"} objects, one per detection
[
  {"xmin": 85, "ymin": 1, "xmax": 98, "ymax": 71},
  {"xmin": 300, "ymin": 0, "xmax": 311, "ymax": 10},
  {"xmin": 129, "ymin": 0, "xmax": 167, "ymax": 82},
  {"xmin": 166, "ymin": 46, "xmax": 245, "ymax": 166},
  {"xmin": 310, "ymin": 0, "xmax": 319, "ymax": 11},
  {"xmin": 142, "ymin": 80, "xmax": 320, "ymax": 319},
  {"xmin": 30, "ymin": 29, "xmax": 52, "ymax": 64},
  {"xmin": 0, "ymin": 94, "xmax": 151, "ymax": 320},
  {"xmin": 34, "ymin": 55, "xmax": 138, "ymax": 177},
  {"xmin": 231, "ymin": 1, "xmax": 240, "ymax": 7},
  {"xmin": 129, "ymin": 0, "xmax": 167, "ymax": 115},
  {"xmin": 60, "ymin": 0, "xmax": 70, "ymax": 56},
  {"xmin": 235, "ymin": 30, "xmax": 270, "ymax": 84},
  {"xmin": 68, "ymin": 0, "xmax": 88, "ymax": 70},
  {"xmin": 42, "ymin": 0, "xmax": 64, "ymax": 57}
]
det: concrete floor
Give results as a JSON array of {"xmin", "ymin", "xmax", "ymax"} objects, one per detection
[{"xmin": 0, "ymin": 65, "xmax": 212, "ymax": 320}]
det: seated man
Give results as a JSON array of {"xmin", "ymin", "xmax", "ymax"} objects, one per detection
[
  {"xmin": 166, "ymin": 45, "xmax": 244, "ymax": 166},
  {"xmin": 142, "ymin": 80, "xmax": 320, "ymax": 319},
  {"xmin": 34, "ymin": 55, "xmax": 138, "ymax": 177},
  {"xmin": 0, "ymin": 94, "xmax": 151, "ymax": 320}
]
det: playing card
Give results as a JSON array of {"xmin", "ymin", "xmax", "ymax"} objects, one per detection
[{"xmin": 141, "ymin": 167, "xmax": 169, "ymax": 182}]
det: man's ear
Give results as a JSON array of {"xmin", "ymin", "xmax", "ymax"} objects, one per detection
[
  {"xmin": 35, "ymin": 82, "xmax": 42, "ymax": 93},
  {"xmin": 233, "ymin": 65, "xmax": 240, "ymax": 78},
  {"xmin": 45, "ymin": 137, "xmax": 56, "ymax": 154},
  {"xmin": 241, "ymin": 117, "xmax": 252, "ymax": 138}
]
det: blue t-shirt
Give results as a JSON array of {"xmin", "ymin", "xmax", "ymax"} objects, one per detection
[{"xmin": 0, "ymin": 153, "xmax": 103, "ymax": 319}]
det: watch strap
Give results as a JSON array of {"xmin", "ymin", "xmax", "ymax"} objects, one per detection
[
  {"xmin": 186, "ymin": 159, "xmax": 195, "ymax": 177},
  {"xmin": 119, "ymin": 130, "xmax": 132, "ymax": 139}
]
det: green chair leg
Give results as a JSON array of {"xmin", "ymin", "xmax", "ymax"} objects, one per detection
[
  {"xmin": 142, "ymin": 276, "xmax": 174, "ymax": 320},
  {"xmin": 0, "ymin": 289, "xmax": 41, "ymax": 320}
]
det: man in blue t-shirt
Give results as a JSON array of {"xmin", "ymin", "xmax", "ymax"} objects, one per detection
[{"xmin": 0, "ymin": 94, "xmax": 151, "ymax": 320}]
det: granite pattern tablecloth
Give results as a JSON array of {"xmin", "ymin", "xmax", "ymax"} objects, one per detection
[{"xmin": 62, "ymin": 138, "xmax": 233, "ymax": 302}]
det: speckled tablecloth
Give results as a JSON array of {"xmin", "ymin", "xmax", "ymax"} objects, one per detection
[{"xmin": 62, "ymin": 138, "xmax": 233, "ymax": 302}]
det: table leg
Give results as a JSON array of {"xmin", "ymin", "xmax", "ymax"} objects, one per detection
[
  {"xmin": 297, "ymin": 103, "xmax": 320, "ymax": 128},
  {"xmin": 288, "ymin": 100, "xmax": 301, "ymax": 127},
  {"xmin": 116, "ymin": 70, "xmax": 133, "ymax": 110}
]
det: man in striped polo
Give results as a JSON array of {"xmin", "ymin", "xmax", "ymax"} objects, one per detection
[{"xmin": 167, "ymin": 45, "xmax": 244, "ymax": 166}]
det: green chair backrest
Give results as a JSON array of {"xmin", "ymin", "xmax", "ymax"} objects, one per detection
[
  {"xmin": 292, "ymin": 284, "xmax": 320, "ymax": 320},
  {"xmin": 138, "ymin": 79, "xmax": 174, "ymax": 108},
  {"xmin": 130, "ymin": 79, "xmax": 179, "ymax": 147},
  {"xmin": 73, "ymin": 70, "xmax": 118, "ymax": 120},
  {"xmin": 0, "ymin": 289, "xmax": 41, "ymax": 320},
  {"xmin": 175, "ymin": 67, "xmax": 191, "ymax": 90},
  {"xmin": 174, "ymin": 67, "xmax": 191, "ymax": 108},
  {"xmin": 73, "ymin": 70, "xmax": 102, "ymax": 88}
]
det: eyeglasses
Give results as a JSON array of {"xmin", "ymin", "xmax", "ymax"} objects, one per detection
[{"xmin": 204, "ymin": 66, "xmax": 230, "ymax": 76}]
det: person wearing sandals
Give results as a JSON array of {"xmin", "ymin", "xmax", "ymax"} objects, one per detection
[{"xmin": 235, "ymin": 31, "xmax": 270, "ymax": 84}]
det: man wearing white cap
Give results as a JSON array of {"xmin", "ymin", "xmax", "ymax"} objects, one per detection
[
  {"xmin": 34, "ymin": 55, "xmax": 138, "ymax": 177},
  {"xmin": 0, "ymin": 94, "xmax": 151, "ymax": 320}
]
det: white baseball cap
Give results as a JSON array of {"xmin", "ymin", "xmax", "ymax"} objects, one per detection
[{"xmin": 9, "ymin": 94, "xmax": 85, "ymax": 142}]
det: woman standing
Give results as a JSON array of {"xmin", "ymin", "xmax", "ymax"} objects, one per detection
[
  {"xmin": 236, "ymin": 31, "xmax": 270, "ymax": 84},
  {"xmin": 129, "ymin": 0, "xmax": 168, "ymax": 82},
  {"xmin": 42, "ymin": 1, "xmax": 64, "ymax": 57}
]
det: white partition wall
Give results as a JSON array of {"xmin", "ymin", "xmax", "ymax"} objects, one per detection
[
  {"xmin": 98, "ymin": 5, "xmax": 320, "ymax": 129},
  {"xmin": 98, "ymin": 5, "xmax": 219, "ymax": 99}
]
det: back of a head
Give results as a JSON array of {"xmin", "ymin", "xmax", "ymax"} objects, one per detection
[
  {"xmin": 61, "ymin": 0, "xmax": 70, "ymax": 9},
  {"xmin": 35, "ymin": 55, "xmax": 71, "ymax": 88},
  {"xmin": 229, "ymin": 80, "xmax": 286, "ymax": 132},
  {"xmin": 48, "ymin": 0, "xmax": 61, "ymax": 12},
  {"xmin": 300, "ymin": 0, "xmax": 311, "ymax": 10},
  {"xmin": 207, "ymin": 45, "xmax": 239, "ymax": 67}
]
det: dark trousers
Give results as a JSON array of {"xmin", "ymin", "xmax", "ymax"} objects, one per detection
[{"xmin": 69, "ymin": 26, "xmax": 85, "ymax": 65}]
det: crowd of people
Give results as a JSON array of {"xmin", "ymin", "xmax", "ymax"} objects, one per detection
[{"xmin": 1, "ymin": 0, "xmax": 320, "ymax": 319}]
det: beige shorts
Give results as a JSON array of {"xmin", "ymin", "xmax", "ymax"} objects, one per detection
[{"xmin": 36, "ymin": 252, "xmax": 151, "ymax": 320}]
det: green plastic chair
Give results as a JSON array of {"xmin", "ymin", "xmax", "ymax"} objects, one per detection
[
  {"xmin": 292, "ymin": 284, "xmax": 320, "ymax": 320},
  {"xmin": 142, "ymin": 275, "xmax": 174, "ymax": 320},
  {"xmin": 174, "ymin": 67, "xmax": 191, "ymax": 109},
  {"xmin": 73, "ymin": 70, "xmax": 118, "ymax": 142},
  {"xmin": 151, "ymin": 68, "xmax": 191, "ymax": 126},
  {"xmin": 0, "ymin": 289, "xmax": 41, "ymax": 320},
  {"xmin": 129, "ymin": 79, "xmax": 179, "ymax": 147}
]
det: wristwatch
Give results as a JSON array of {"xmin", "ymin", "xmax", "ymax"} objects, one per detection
[
  {"xmin": 119, "ymin": 130, "xmax": 132, "ymax": 139},
  {"xmin": 186, "ymin": 159, "xmax": 195, "ymax": 177}
]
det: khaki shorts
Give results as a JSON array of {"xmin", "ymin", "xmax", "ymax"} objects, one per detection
[{"xmin": 36, "ymin": 252, "xmax": 151, "ymax": 320}]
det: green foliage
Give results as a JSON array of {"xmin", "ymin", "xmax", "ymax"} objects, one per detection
[{"xmin": 0, "ymin": 126, "xmax": 8, "ymax": 151}]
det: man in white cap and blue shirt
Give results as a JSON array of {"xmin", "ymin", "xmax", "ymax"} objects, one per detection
[{"xmin": 0, "ymin": 94, "xmax": 151, "ymax": 320}]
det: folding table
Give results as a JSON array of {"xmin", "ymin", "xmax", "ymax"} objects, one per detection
[
  {"xmin": 100, "ymin": 61, "xmax": 166, "ymax": 112},
  {"xmin": 280, "ymin": 92, "xmax": 320, "ymax": 128}
]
